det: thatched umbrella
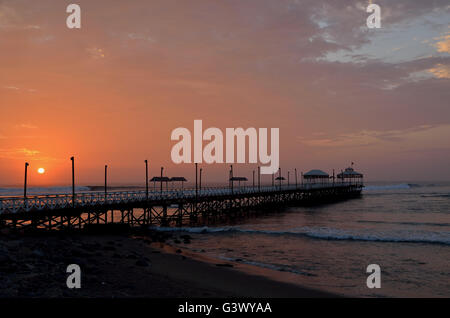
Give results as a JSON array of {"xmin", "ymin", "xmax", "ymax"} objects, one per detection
[
  {"xmin": 170, "ymin": 177, "xmax": 187, "ymax": 190},
  {"xmin": 229, "ymin": 176, "xmax": 248, "ymax": 188},
  {"xmin": 150, "ymin": 176, "xmax": 170, "ymax": 191}
]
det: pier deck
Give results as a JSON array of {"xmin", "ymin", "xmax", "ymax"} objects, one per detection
[{"xmin": 0, "ymin": 183, "xmax": 362, "ymax": 230}]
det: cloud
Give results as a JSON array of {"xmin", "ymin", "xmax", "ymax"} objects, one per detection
[
  {"xmin": 2, "ymin": 85, "xmax": 38, "ymax": 93},
  {"xmin": 32, "ymin": 35, "xmax": 54, "ymax": 43},
  {"xmin": 433, "ymin": 31, "xmax": 450, "ymax": 53},
  {"xmin": 298, "ymin": 124, "xmax": 449, "ymax": 148},
  {"xmin": 3, "ymin": 85, "xmax": 19, "ymax": 90},
  {"xmin": 15, "ymin": 124, "xmax": 38, "ymax": 129},
  {"xmin": 86, "ymin": 47, "xmax": 106, "ymax": 59},
  {"xmin": 0, "ymin": 148, "xmax": 40, "ymax": 159},
  {"xmin": 0, "ymin": 3, "xmax": 41, "ymax": 30},
  {"xmin": 127, "ymin": 33, "xmax": 156, "ymax": 43},
  {"xmin": 428, "ymin": 63, "xmax": 450, "ymax": 79},
  {"xmin": 0, "ymin": 3, "xmax": 19, "ymax": 29}
]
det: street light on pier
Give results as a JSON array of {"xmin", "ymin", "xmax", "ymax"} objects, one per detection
[
  {"xmin": 70, "ymin": 156, "xmax": 75, "ymax": 207},
  {"xmin": 160, "ymin": 167, "xmax": 164, "ymax": 193},
  {"xmin": 288, "ymin": 171, "xmax": 290, "ymax": 186},
  {"xmin": 200, "ymin": 168, "xmax": 203, "ymax": 191},
  {"xmin": 258, "ymin": 166, "xmax": 261, "ymax": 191},
  {"xmin": 295, "ymin": 168, "xmax": 298, "ymax": 188},
  {"xmin": 195, "ymin": 163, "xmax": 198, "ymax": 198},
  {"xmin": 145, "ymin": 160, "xmax": 149, "ymax": 200},
  {"xmin": 24, "ymin": 162, "xmax": 29, "ymax": 199},
  {"xmin": 279, "ymin": 168, "xmax": 282, "ymax": 190},
  {"xmin": 105, "ymin": 165, "xmax": 108, "ymax": 199},
  {"xmin": 252, "ymin": 170, "xmax": 255, "ymax": 188},
  {"xmin": 230, "ymin": 165, "xmax": 234, "ymax": 194}
]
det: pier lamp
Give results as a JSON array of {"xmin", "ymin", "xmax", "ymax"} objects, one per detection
[
  {"xmin": 105, "ymin": 165, "xmax": 108, "ymax": 199},
  {"xmin": 230, "ymin": 165, "xmax": 233, "ymax": 194},
  {"xmin": 70, "ymin": 156, "xmax": 75, "ymax": 207},
  {"xmin": 258, "ymin": 166, "xmax": 261, "ymax": 191},
  {"xmin": 195, "ymin": 163, "xmax": 198, "ymax": 198},
  {"xmin": 24, "ymin": 162, "xmax": 29, "ymax": 199},
  {"xmin": 253, "ymin": 170, "xmax": 255, "ymax": 188},
  {"xmin": 145, "ymin": 160, "xmax": 149, "ymax": 199},
  {"xmin": 279, "ymin": 168, "xmax": 282, "ymax": 190},
  {"xmin": 295, "ymin": 168, "xmax": 298, "ymax": 188},
  {"xmin": 160, "ymin": 167, "xmax": 164, "ymax": 193},
  {"xmin": 200, "ymin": 168, "xmax": 203, "ymax": 191}
]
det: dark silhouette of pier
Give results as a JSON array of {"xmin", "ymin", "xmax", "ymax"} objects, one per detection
[
  {"xmin": 1, "ymin": 159, "xmax": 364, "ymax": 230},
  {"xmin": 0, "ymin": 182, "xmax": 362, "ymax": 231}
]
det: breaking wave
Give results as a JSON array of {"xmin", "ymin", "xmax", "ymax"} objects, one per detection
[
  {"xmin": 357, "ymin": 220, "xmax": 450, "ymax": 227},
  {"xmin": 363, "ymin": 184, "xmax": 420, "ymax": 191},
  {"xmin": 152, "ymin": 226, "xmax": 450, "ymax": 246},
  {"xmin": 218, "ymin": 256, "xmax": 316, "ymax": 277}
]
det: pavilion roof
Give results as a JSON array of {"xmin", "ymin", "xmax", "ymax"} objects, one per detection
[
  {"xmin": 150, "ymin": 177, "xmax": 171, "ymax": 182},
  {"xmin": 170, "ymin": 177, "xmax": 187, "ymax": 182},
  {"xmin": 304, "ymin": 169, "xmax": 329, "ymax": 178},
  {"xmin": 229, "ymin": 177, "xmax": 248, "ymax": 181}
]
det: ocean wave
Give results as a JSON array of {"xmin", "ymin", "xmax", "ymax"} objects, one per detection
[
  {"xmin": 362, "ymin": 183, "xmax": 437, "ymax": 191},
  {"xmin": 420, "ymin": 194, "xmax": 450, "ymax": 198},
  {"xmin": 295, "ymin": 227, "xmax": 450, "ymax": 245},
  {"xmin": 218, "ymin": 256, "xmax": 316, "ymax": 277},
  {"xmin": 152, "ymin": 226, "xmax": 450, "ymax": 246},
  {"xmin": 363, "ymin": 184, "xmax": 413, "ymax": 191},
  {"xmin": 357, "ymin": 220, "xmax": 450, "ymax": 227},
  {"xmin": 151, "ymin": 226, "xmax": 237, "ymax": 234}
]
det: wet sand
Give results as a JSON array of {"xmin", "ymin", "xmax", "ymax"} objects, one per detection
[{"xmin": 0, "ymin": 230, "xmax": 336, "ymax": 298}]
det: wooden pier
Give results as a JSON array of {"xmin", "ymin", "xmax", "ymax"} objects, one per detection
[{"xmin": 0, "ymin": 183, "xmax": 362, "ymax": 231}]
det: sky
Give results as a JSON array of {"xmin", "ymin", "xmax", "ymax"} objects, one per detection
[{"xmin": 0, "ymin": 0, "xmax": 449, "ymax": 186}]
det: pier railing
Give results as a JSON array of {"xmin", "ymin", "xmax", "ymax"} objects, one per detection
[{"xmin": 0, "ymin": 182, "xmax": 362, "ymax": 215}]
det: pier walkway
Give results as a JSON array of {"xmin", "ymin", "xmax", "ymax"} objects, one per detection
[{"xmin": 0, "ymin": 182, "xmax": 363, "ymax": 230}]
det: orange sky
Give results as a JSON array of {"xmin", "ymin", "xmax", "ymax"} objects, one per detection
[{"xmin": 1, "ymin": 0, "xmax": 449, "ymax": 186}]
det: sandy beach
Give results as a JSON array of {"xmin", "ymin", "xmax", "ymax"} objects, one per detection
[{"xmin": 0, "ymin": 229, "xmax": 335, "ymax": 298}]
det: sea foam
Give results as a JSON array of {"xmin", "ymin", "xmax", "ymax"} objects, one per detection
[{"xmin": 151, "ymin": 225, "xmax": 450, "ymax": 245}]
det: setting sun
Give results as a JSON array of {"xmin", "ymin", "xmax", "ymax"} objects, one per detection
[{"xmin": 37, "ymin": 168, "xmax": 45, "ymax": 174}]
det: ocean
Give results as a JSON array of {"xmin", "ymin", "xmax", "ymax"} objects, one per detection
[
  {"xmin": 154, "ymin": 182, "xmax": 450, "ymax": 297},
  {"xmin": 1, "ymin": 181, "xmax": 448, "ymax": 297}
]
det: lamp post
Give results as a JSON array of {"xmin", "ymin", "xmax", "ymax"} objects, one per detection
[
  {"xmin": 24, "ymin": 162, "xmax": 29, "ymax": 199},
  {"xmin": 195, "ymin": 163, "xmax": 198, "ymax": 198},
  {"xmin": 160, "ymin": 167, "xmax": 164, "ymax": 193},
  {"xmin": 145, "ymin": 160, "xmax": 149, "ymax": 200},
  {"xmin": 252, "ymin": 170, "xmax": 255, "ymax": 188},
  {"xmin": 200, "ymin": 168, "xmax": 202, "ymax": 192},
  {"xmin": 279, "ymin": 167, "xmax": 282, "ymax": 190},
  {"xmin": 288, "ymin": 171, "xmax": 290, "ymax": 187},
  {"xmin": 70, "ymin": 157, "xmax": 75, "ymax": 207},
  {"xmin": 105, "ymin": 165, "xmax": 108, "ymax": 199},
  {"xmin": 230, "ymin": 165, "xmax": 233, "ymax": 194},
  {"xmin": 295, "ymin": 168, "xmax": 298, "ymax": 188},
  {"xmin": 258, "ymin": 166, "xmax": 261, "ymax": 191}
]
